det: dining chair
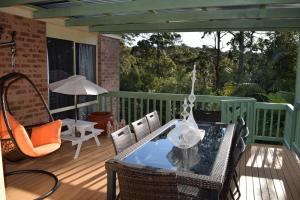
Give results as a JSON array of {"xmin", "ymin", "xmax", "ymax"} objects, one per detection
[
  {"xmin": 220, "ymin": 117, "xmax": 245, "ymax": 200},
  {"xmin": 193, "ymin": 109, "xmax": 221, "ymax": 123},
  {"xmin": 232, "ymin": 120, "xmax": 250, "ymax": 198},
  {"xmin": 131, "ymin": 117, "xmax": 151, "ymax": 141},
  {"xmin": 114, "ymin": 161, "xmax": 178, "ymax": 200},
  {"xmin": 146, "ymin": 110, "xmax": 161, "ymax": 132},
  {"xmin": 110, "ymin": 125, "xmax": 135, "ymax": 155}
]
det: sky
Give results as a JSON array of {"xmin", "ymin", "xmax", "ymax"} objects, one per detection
[
  {"xmin": 180, "ymin": 32, "xmax": 233, "ymax": 51},
  {"xmin": 131, "ymin": 32, "xmax": 268, "ymax": 52},
  {"xmin": 130, "ymin": 32, "xmax": 234, "ymax": 51}
]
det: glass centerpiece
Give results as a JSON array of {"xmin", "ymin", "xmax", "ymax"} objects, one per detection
[{"xmin": 167, "ymin": 64, "xmax": 205, "ymax": 149}]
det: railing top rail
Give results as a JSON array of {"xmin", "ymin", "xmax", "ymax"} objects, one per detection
[
  {"xmin": 256, "ymin": 102, "xmax": 293, "ymax": 110},
  {"xmin": 100, "ymin": 91, "xmax": 255, "ymax": 102},
  {"xmin": 220, "ymin": 99, "xmax": 256, "ymax": 103}
]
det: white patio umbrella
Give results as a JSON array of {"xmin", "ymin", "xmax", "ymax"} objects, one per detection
[{"xmin": 49, "ymin": 75, "xmax": 108, "ymax": 122}]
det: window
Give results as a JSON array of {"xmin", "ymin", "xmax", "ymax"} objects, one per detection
[{"xmin": 47, "ymin": 38, "xmax": 97, "ymax": 120}]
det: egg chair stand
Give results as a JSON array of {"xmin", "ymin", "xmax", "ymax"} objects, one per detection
[{"xmin": 0, "ymin": 72, "xmax": 61, "ymax": 200}]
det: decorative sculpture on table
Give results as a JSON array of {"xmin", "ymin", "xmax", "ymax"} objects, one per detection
[
  {"xmin": 187, "ymin": 64, "xmax": 198, "ymax": 129},
  {"xmin": 167, "ymin": 64, "xmax": 205, "ymax": 149}
]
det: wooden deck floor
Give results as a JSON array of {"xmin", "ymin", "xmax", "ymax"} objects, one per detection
[{"xmin": 4, "ymin": 136, "xmax": 300, "ymax": 200}]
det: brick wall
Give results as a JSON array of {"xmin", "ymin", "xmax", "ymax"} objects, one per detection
[
  {"xmin": 98, "ymin": 35, "xmax": 120, "ymax": 119},
  {"xmin": 0, "ymin": 12, "xmax": 121, "ymax": 124},
  {"xmin": 0, "ymin": 12, "xmax": 48, "ymax": 126},
  {"xmin": 98, "ymin": 35, "xmax": 120, "ymax": 91}
]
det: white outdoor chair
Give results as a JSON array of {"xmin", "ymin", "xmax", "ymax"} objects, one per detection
[
  {"xmin": 131, "ymin": 117, "xmax": 151, "ymax": 141},
  {"xmin": 146, "ymin": 111, "xmax": 161, "ymax": 132},
  {"xmin": 110, "ymin": 125, "xmax": 135, "ymax": 154}
]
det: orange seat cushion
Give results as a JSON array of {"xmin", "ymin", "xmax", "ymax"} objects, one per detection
[
  {"xmin": 13, "ymin": 123, "xmax": 61, "ymax": 157},
  {"xmin": 0, "ymin": 111, "xmax": 20, "ymax": 139},
  {"xmin": 33, "ymin": 143, "xmax": 61, "ymax": 157},
  {"xmin": 31, "ymin": 120, "xmax": 62, "ymax": 147}
]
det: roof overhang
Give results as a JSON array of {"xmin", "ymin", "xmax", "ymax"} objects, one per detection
[{"xmin": 1, "ymin": 0, "xmax": 300, "ymax": 33}]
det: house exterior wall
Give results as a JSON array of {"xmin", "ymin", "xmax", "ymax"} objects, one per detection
[
  {"xmin": 98, "ymin": 35, "xmax": 120, "ymax": 91},
  {"xmin": 98, "ymin": 35, "xmax": 120, "ymax": 118},
  {"xmin": 0, "ymin": 11, "xmax": 121, "ymax": 125},
  {"xmin": 0, "ymin": 12, "xmax": 48, "ymax": 126}
]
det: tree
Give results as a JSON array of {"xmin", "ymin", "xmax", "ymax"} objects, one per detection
[
  {"xmin": 120, "ymin": 31, "xmax": 298, "ymax": 103},
  {"xmin": 228, "ymin": 31, "xmax": 255, "ymax": 82}
]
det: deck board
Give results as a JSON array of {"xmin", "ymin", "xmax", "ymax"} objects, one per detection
[{"xmin": 3, "ymin": 137, "xmax": 300, "ymax": 200}]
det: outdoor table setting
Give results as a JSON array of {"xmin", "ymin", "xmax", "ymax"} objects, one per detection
[
  {"xmin": 105, "ymin": 65, "xmax": 236, "ymax": 200},
  {"xmin": 106, "ymin": 119, "xmax": 235, "ymax": 199}
]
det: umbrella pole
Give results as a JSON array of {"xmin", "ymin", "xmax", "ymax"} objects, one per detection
[
  {"xmin": 75, "ymin": 95, "xmax": 78, "ymax": 123},
  {"xmin": 74, "ymin": 95, "xmax": 78, "ymax": 135}
]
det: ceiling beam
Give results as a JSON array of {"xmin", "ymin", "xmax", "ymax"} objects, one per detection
[
  {"xmin": 90, "ymin": 19, "xmax": 300, "ymax": 33},
  {"xmin": 66, "ymin": 8, "xmax": 300, "ymax": 27},
  {"xmin": 96, "ymin": 28, "xmax": 299, "ymax": 34},
  {"xmin": 33, "ymin": 0, "xmax": 300, "ymax": 19},
  {"xmin": 0, "ymin": 0, "xmax": 46, "ymax": 7}
]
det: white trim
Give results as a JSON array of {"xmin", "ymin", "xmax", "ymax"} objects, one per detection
[
  {"xmin": 50, "ymin": 100, "xmax": 98, "ymax": 114},
  {"xmin": 102, "ymin": 34, "xmax": 122, "ymax": 40}
]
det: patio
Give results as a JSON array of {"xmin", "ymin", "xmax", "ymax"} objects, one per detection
[
  {"xmin": 4, "ymin": 136, "xmax": 300, "ymax": 200},
  {"xmin": 1, "ymin": 0, "xmax": 300, "ymax": 199}
]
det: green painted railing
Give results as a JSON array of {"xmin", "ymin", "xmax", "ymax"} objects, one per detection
[
  {"xmin": 254, "ymin": 102, "xmax": 294, "ymax": 146},
  {"xmin": 220, "ymin": 99, "xmax": 256, "ymax": 143},
  {"xmin": 292, "ymin": 102, "xmax": 300, "ymax": 156},
  {"xmin": 99, "ymin": 91, "xmax": 253, "ymax": 123},
  {"xmin": 98, "ymin": 91, "xmax": 297, "ymax": 148}
]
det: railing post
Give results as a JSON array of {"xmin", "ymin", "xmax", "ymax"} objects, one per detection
[
  {"xmin": 220, "ymin": 100, "xmax": 227, "ymax": 123},
  {"xmin": 249, "ymin": 100, "xmax": 256, "ymax": 144},
  {"xmin": 98, "ymin": 94, "xmax": 105, "ymax": 112},
  {"xmin": 283, "ymin": 104, "xmax": 294, "ymax": 149},
  {"xmin": 166, "ymin": 100, "xmax": 171, "ymax": 123},
  {"xmin": 220, "ymin": 99, "xmax": 256, "ymax": 144},
  {"xmin": 292, "ymin": 102, "xmax": 300, "ymax": 156}
]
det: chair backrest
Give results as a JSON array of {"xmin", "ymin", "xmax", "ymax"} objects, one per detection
[
  {"xmin": 242, "ymin": 125, "xmax": 250, "ymax": 143},
  {"xmin": 146, "ymin": 111, "xmax": 161, "ymax": 132},
  {"xmin": 233, "ymin": 120, "xmax": 249, "ymax": 166},
  {"xmin": 131, "ymin": 117, "xmax": 151, "ymax": 141},
  {"xmin": 0, "ymin": 111, "xmax": 21, "ymax": 139},
  {"xmin": 232, "ymin": 117, "xmax": 245, "ymax": 142},
  {"xmin": 114, "ymin": 161, "xmax": 178, "ymax": 200},
  {"xmin": 110, "ymin": 125, "xmax": 135, "ymax": 154},
  {"xmin": 193, "ymin": 109, "xmax": 221, "ymax": 123},
  {"xmin": 220, "ymin": 117, "xmax": 245, "ymax": 199}
]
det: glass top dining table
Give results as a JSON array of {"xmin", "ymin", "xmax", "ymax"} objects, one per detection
[
  {"xmin": 106, "ymin": 119, "xmax": 235, "ymax": 200},
  {"xmin": 123, "ymin": 121, "xmax": 227, "ymax": 176}
]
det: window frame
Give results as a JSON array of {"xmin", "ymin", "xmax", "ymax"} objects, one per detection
[{"xmin": 47, "ymin": 37, "xmax": 98, "ymax": 116}]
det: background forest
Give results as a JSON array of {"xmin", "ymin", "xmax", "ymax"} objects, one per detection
[{"xmin": 120, "ymin": 32, "xmax": 299, "ymax": 104}]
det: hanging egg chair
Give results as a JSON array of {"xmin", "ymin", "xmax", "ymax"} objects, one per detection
[{"xmin": 0, "ymin": 72, "xmax": 62, "ymax": 199}]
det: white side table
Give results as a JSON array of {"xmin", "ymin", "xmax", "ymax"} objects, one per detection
[{"xmin": 61, "ymin": 119, "xmax": 104, "ymax": 159}]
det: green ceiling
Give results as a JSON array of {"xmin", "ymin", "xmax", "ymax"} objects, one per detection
[{"xmin": 1, "ymin": 0, "xmax": 300, "ymax": 33}]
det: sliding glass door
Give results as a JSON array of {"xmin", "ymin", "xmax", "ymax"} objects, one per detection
[{"xmin": 47, "ymin": 38, "xmax": 97, "ymax": 120}]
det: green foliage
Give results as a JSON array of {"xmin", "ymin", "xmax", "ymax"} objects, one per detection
[
  {"xmin": 266, "ymin": 91, "xmax": 295, "ymax": 104},
  {"xmin": 120, "ymin": 31, "xmax": 298, "ymax": 103}
]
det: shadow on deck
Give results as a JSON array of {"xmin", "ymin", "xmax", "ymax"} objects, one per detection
[{"xmin": 4, "ymin": 136, "xmax": 300, "ymax": 200}]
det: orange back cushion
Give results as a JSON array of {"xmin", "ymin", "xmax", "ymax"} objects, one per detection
[
  {"xmin": 31, "ymin": 120, "xmax": 62, "ymax": 147},
  {"xmin": 0, "ymin": 111, "xmax": 20, "ymax": 139},
  {"xmin": 13, "ymin": 124, "xmax": 37, "ymax": 157}
]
